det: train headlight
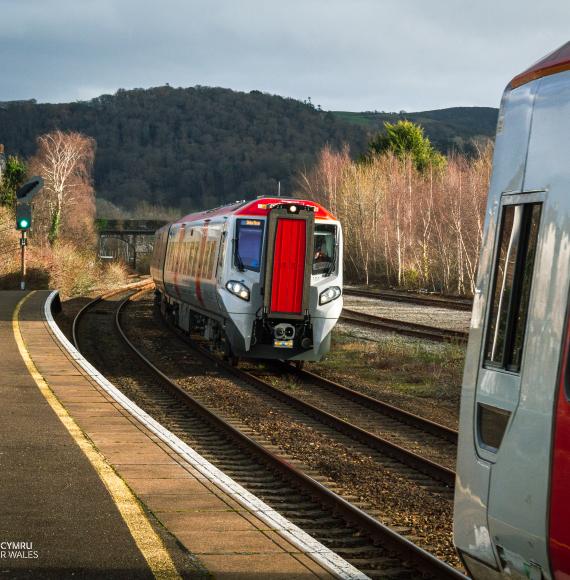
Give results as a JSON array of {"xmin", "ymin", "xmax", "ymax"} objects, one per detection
[
  {"xmin": 226, "ymin": 280, "xmax": 250, "ymax": 301},
  {"xmin": 319, "ymin": 286, "xmax": 341, "ymax": 305}
]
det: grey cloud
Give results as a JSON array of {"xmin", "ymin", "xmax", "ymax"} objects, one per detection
[{"xmin": 0, "ymin": 0, "xmax": 567, "ymax": 110}]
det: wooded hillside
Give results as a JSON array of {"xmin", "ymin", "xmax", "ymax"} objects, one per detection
[
  {"xmin": 0, "ymin": 87, "xmax": 497, "ymax": 212},
  {"xmin": 0, "ymin": 86, "xmax": 368, "ymax": 211},
  {"xmin": 334, "ymin": 107, "xmax": 498, "ymax": 155}
]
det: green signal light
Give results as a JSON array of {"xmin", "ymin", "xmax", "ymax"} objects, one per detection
[{"xmin": 18, "ymin": 219, "xmax": 29, "ymax": 229}]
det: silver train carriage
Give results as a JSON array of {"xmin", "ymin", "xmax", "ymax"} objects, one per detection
[
  {"xmin": 150, "ymin": 197, "xmax": 343, "ymax": 362},
  {"xmin": 453, "ymin": 42, "xmax": 570, "ymax": 579}
]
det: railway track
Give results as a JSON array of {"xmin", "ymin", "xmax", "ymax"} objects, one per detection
[
  {"xmin": 341, "ymin": 308, "xmax": 469, "ymax": 344},
  {"xmin": 72, "ymin": 287, "xmax": 464, "ymax": 579},
  {"xmin": 227, "ymin": 358, "xmax": 456, "ymax": 486},
  {"xmin": 344, "ymin": 289, "xmax": 473, "ymax": 312},
  {"xmin": 286, "ymin": 365, "xmax": 458, "ymax": 444}
]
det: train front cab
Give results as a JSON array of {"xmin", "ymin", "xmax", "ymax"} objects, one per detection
[
  {"xmin": 453, "ymin": 48, "xmax": 570, "ymax": 579},
  {"xmin": 221, "ymin": 200, "xmax": 343, "ymax": 362}
]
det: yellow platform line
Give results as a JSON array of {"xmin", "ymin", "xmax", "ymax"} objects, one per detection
[{"xmin": 13, "ymin": 292, "xmax": 180, "ymax": 580}]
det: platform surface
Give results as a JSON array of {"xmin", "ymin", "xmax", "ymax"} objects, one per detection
[
  {"xmin": 0, "ymin": 290, "xmax": 155, "ymax": 578},
  {"xmin": 0, "ymin": 290, "xmax": 334, "ymax": 579}
]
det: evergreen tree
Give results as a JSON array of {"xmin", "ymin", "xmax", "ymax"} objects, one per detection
[
  {"xmin": 0, "ymin": 155, "xmax": 26, "ymax": 207},
  {"xmin": 365, "ymin": 120, "xmax": 446, "ymax": 172}
]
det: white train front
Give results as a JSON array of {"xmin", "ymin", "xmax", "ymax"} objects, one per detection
[
  {"xmin": 453, "ymin": 42, "xmax": 570, "ymax": 578},
  {"xmin": 150, "ymin": 197, "xmax": 343, "ymax": 362}
]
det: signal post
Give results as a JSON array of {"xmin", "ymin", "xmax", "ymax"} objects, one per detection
[
  {"xmin": 19, "ymin": 231, "xmax": 27, "ymax": 291},
  {"xmin": 15, "ymin": 177, "xmax": 43, "ymax": 290}
]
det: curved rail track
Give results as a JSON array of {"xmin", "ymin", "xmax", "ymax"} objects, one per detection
[
  {"xmin": 343, "ymin": 288, "xmax": 473, "ymax": 312},
  {"xmin": 277, "ymin": 363, "xmax": 458, "ymax": 445},
  {"xmin": 226, "ymin": 358, "xmax": 456, "ymax": 487},
  {"xmin": 71, "ymin": 287, "xmax": 464, "ymax": 579},
  {"xmin": 341, "ymin": 308, "xmax": 469, "ymax": 344}
]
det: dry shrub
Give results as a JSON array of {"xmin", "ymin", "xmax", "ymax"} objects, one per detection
[
  {"xmin": 48, "ymin": 242, "xmax": 99, "ymax": 297},
  {"xmin": 48, "ymin": 241, "xmax": 128, "ymax": 299},
  {"xmin": 1, "ymin": 129, "xmax": 129, "ymax": 297},
  {"xmin": 1, "ymin": 209, "xmax": 128, "ymax": 297},
  {"xmin": 101, "ymin": 260, "xmax": 129, "ymax": 289},
  {"xmin": 0, "ymin": 206, "xmax": 19, "ymax": 280}
]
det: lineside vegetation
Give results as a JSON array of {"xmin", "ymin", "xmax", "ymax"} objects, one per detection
[
  {"xmin": 0, "ymin": 130, "xmax": 128, "ymax": 297},
  {"xmin": 299, "ymin": 122, "xmax": 492, "ymax": 296}
]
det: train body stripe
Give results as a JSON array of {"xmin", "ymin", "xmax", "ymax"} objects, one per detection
[
  {"xmin": 549, "ymin": 312, "xmax": 570, "ymax": 578},
  {"xmin": 509, "ymin": 41, "xmax": 570, "ymax": 89}
]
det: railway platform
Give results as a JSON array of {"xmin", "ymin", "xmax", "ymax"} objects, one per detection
[{"xmin": 0, "ymin": 290, "xmax": 337, "ymax": 579}]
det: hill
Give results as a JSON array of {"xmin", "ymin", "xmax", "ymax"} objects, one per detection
[
  {"xmin": 333, "ymin": 107, "xmax": 498, "ymax": 155},
  {"xmin": 0, "ymin": 86, "xmax": 369, "ymax": 211},
  {"xmin": 0, "ymin": 87, "xmax": 498, "ymax": 212}
]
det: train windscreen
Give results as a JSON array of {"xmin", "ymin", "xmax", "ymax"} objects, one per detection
[{"xmin": 235, "ymin": 219, "xmax": 264, "ymax": 272}]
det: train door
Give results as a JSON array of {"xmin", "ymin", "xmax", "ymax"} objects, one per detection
[
  {"xmin": 473, "ymin": 194, "xmax": 545, "ymax": 571},
  {"xmin": 263, "ymin": 206, "xmax": 315, "ymax": 319},
  {"xmin": 474, "ymin": 196, "xmax": 543, "ymax": 459}
]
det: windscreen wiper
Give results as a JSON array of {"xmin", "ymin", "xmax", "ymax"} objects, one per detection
[{"xmin": 324, "ymin": 243, "xmax": 336, "ymax": 277}]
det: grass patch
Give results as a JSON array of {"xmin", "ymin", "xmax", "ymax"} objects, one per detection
[{"xmin": 313, "ymin": 329, "xmax": 465, "ymax": 405}]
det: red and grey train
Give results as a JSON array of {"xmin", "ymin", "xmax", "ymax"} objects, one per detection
[
  {"xmin": 454, "ymin": 42, "xmax": 570, "ymax": 578},
  {"xmin": 150, "ymin": 197, "xmax": 343, "ymax": 362}
]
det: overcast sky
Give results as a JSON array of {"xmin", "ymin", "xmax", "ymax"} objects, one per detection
[{"xmin": 0, "ymin": 0, "xmax": 568, "ymax": 112}]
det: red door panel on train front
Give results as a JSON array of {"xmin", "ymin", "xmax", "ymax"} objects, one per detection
[{"xmin": 270, "ymin": 218, "xmax": 306, "ymax": 314}]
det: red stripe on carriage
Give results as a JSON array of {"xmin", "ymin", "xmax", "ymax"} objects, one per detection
[
  {"xmin": 550, "ymin": 313, "xmax": 570, "ymax": 578},
  {"xmin": 509, "ymin": 41, "xmax": 570, "ymax": 90},
  {"xmin": 270, "ymin": 218, "xmax": 306, "ymax": 314}
]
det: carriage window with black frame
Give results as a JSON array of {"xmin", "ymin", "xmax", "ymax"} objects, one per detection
[
  {"xmin": 313, "ymin": 225, "xmax": 336, "ymax": 275},
  {"xmin": 235, "ymin": 219, "xmax": 264, "ymax": 272},
  {"xmin": 484, "ymin": 202, "xmax": 542, "ymax": 372}
]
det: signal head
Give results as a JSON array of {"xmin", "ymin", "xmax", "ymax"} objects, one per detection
[
  {"xmin": 16, "ymin": 177, "xmax": 43, "ymax": 202},
  {"xmin": 16, "ymin": 203, "xmax": 32, "ymax": 231}
]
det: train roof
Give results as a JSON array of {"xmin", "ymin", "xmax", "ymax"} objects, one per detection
[
  {"xmin": 174, "ymin": 197, "xmax": 336, "ymax": 225},
  {"xmin": 509, "ymin": 41, "xmax": 570, "ymax": 90}
]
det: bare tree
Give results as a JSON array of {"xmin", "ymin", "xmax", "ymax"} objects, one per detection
[
  {"xmin": 29, "ymin": 131, "xmax": 96, "ymax": 246},
  {"xmin": 299, "ymin": 143, "xmax": 492, "ymax": 296}
]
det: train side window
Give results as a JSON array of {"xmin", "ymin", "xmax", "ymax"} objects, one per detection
[
  {"xmin": 166, "ymin": 241, "xmax": 174, "ymax": 271},
  {"xmin": 484, "ymin": 203, "xmax": 542, "ymax": 372},
  {"xmin": 185, "ymin": 242, "xmax": 191, "ymax": 276},
  {"xmin": 208, "ymin": 240, "xmax": 217, "ymax": 278},
  {"xmin": 174, "ymin": 241, "xmax": 181, "ymax": 272},
  {"xmin": 204, "ymin": 241, "xmax": 213, "ymax": 279},
  {"xmin": 186, "ymin": 239, "xmax": 192, "ymax": 276},
  {"xmin": 189, "ymin": 240, "xmax": 197, "ymax": 277},
  {"xmin": 216, "ymin": 232, "xmax": 227, "ymax": 278}
]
